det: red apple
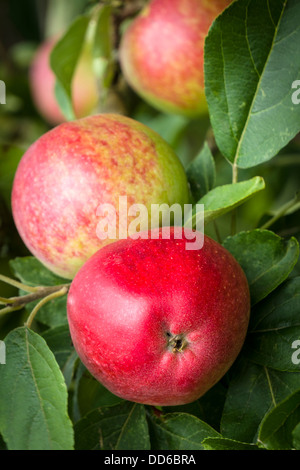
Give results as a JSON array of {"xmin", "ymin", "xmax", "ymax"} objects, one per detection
[
  {"xmin": 119, "ymin": 0, "xmax": 232, "ymax": 117},
  {"xmin": 67, "ymin": 227, "xmax": 250, "ymax": 406},
  {"xmin": 29, "ymin": 37, "xmax": 99, "ymax": 125},
  {"xmin": 11, "ymin": 114, "xmax": 190, "ymax": 279}
]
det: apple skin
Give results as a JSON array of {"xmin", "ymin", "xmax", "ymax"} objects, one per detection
[
  {"xmin": 11, "ymin": 114, "xmax": 191, "ymax": 280},
  {"xmin": 119, "ymin": 0, "xmax": 232, "ymax": 117},
  {"xmin": 29, "ymin": 37, "xmax": 99, "ymax": 126},
  {"xmin": 67, "ymin": 227, "xmax": 250, "ymax": 406}
]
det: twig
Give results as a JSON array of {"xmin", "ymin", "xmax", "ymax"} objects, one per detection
[
  {"xmin": 25, "ymin": 286, "xmax": 69, "ymax": 329},
  {"xmin": 0, "ymin": 281, "xmax": 71, "ymax": 318},
  {"xmin": 0, "ymin": 274, "xmax": 40, "ymax": 293},
  {"xmin": 260, "ymin": 192, "xmax": 300, "ymax": 231}
]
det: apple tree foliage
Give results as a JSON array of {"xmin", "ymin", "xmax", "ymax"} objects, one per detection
[{"xmin": 0, "ymin": 0, "xmax": 300, "ymax": 450}]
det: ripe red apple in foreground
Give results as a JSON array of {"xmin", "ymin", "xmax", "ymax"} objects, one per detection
[
  {"xmin": 11, "ymin": 114, "xmax": 190, "ymax": 279},
  {"xmin": 29, "ymin": 37, "xmax": 99, "ymax": 125},
  {"xmin": 67, "ymin": 227, "xmax": 250, "ymax": 406},
  {"xmin": 119, "ymin": 0, "xmax": 232, "ymax": 117}
]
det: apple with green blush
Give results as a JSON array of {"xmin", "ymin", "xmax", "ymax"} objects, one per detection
[{"xmin": 11, "ymin": 114, "xmax": 191, "ymax": 279}]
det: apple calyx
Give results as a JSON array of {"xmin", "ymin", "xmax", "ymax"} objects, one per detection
[{"xmin": 166, "ymin": 332, "xmax": 188, "ymax": 353}]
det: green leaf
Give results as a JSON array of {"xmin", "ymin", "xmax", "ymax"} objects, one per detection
[
  {"xmin": 54, "ymin": 81, "xmax": 76, "ymax": 122},
  {"xmin": 202, "ymin": 437, "xmax": 261, "ymax": 451},
  {"xmin": 50, "ymin": 15, "xmax": 90, "ymax": 120},
  {"xmin": 186, "ymin": 142, "xmax": 216, "ymax": 202},
  {"xmin": 0, "ymin": 145, "xmax": 23, "ymax": 209},
  {"xmin": 148, "ymin": 412, "xmax": 220, "ymax": 450},
  {"xmin": 10, "ymin": 256, "xmax": 68, "ymax": 287},
  {"xmin": 223, "ymin": 230, "xmax": 299, "ymax": 304},
  {"xmin": 74, "ymin": 402, "xmax": 150, "ymax": 450},
  {"xmin": 258, "ymin": 390, "xmax": 300, "ymax": 450},
  {"xmin": 42, "ymin": 325, "xmax": 77, "ymax": 388},
  {"xmin": 163, "ymin": 382, "xmax": 227, "ymax": 432},
  {"xmin": 26, "ymin": 295, "xmax": 68, "ymax": 328},
  {"xmin": 220, "ymin": 279, "xmax": 300, "ymax": 445},
  {"xmin": 205, "ymin": 0, "xmax": 300, "ymax": 168},
  {"xmin": 0, "ymin": 327, "xmax": 74, "ymax": 450},
  {"xmin": 9, "ymin": 257, "xmax": 69, "ymax": 327},
  {"xmin": 92, "ymin": 4, "xmax": 116, "ymax": 90},
  {"xmin": 221, "ymin": 358, "xmax": 300, "ymax": 443},
  {"xmin": 186, "ymin": 177, "xmax": 265, "ymax": 227},
  {"xmin": 93, "ymin": 5, "xmax": 113, "ymax": 60},
  {"xmin": 246, "ymin": 277, "xmax": 300, "ymax": 371}
]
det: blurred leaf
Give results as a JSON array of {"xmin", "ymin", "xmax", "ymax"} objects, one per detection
[
  {"xmin": 245, "ymin": 277, "xmax": 300, "ymax": 371},
  {"xmin": 205, "ymin": 0, "xmax": 300, "ymax": 168},
  {"xmin": 50, "ymin": 15, "xmax": 90, "ymax": 120},
  {"xmin": 138, "ymin": 112, "xmax": 189, "ymax": 149},
  {"xmin": 0, "ymin": 145, "xmax": 23, "ymax": 209},
  {"xmin": 53, "ymin": 81, "xmax": 76, "ymax": 122},
  {"xmin": 45, "ymin": 0, "xmax": 89, "ymax": 38},
  {"xmin": 148, "ymin": 412, "xmax": 220, "ymax": 450},
  {"xmin": 223, "ymin": 230, "xmax": 299, "ymax": 304},
  {"xmin": 258, "ymin": 390, "xmax": 300, "ymax": 450},
  {"xmin": 186, "ymin": 177, "xmax": 265, "ymax": 227},
  {"xmin": 0, "ymin": 327, "xmax": 74, "ymax": 450},
  {"xmin": 93, "ymin": 5, "xmax": 113, "ymax": 60},
  {"xmin": 74, "ymin": 402, "xmax": 150, "ymax": 450},
  {"xmin": 186, "ymin": 142, "xmax": 216, "ymax": 202},
  {"xmin": 93, "ymin": 4, "xmax": 116, "ymax": 91}
]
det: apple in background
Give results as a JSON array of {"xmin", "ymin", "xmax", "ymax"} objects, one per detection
[
  {"xmin": 29, "ymin": 37, "xmax": 99, "ymax": 126},
  {"xmin": 11, "ymin": 114, "xmax": 191, "ymax": 280},
  {"xmin": 67, "ymin": 226, "xmax": 250, "ymax": 406},
  {"xmin": 119, "ymin": 0, "xmax": 233, "ymax": 117}
]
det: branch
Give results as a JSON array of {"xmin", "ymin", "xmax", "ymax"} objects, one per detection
[{"xmin": 0, "ymin": 283, "xmax": 71, "ymax": 317}]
